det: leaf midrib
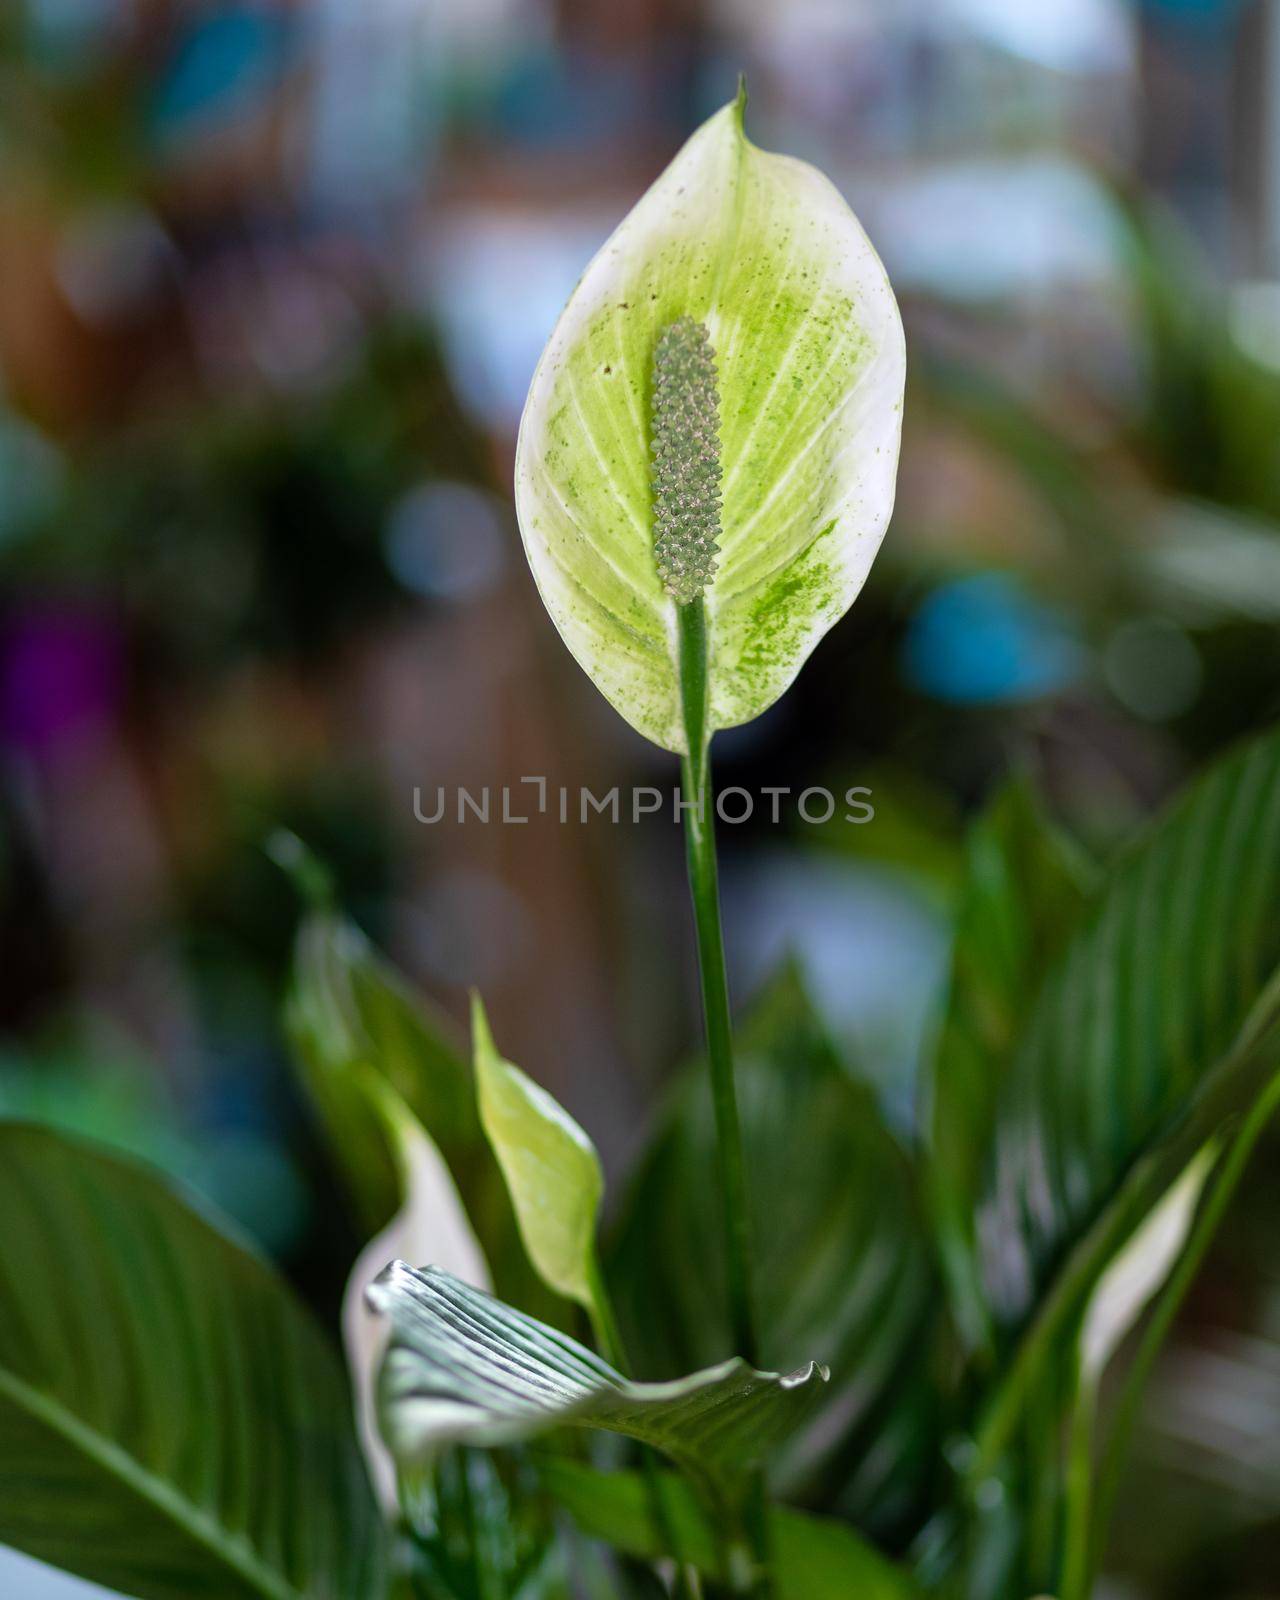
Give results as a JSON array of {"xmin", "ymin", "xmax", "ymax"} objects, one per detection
[{"xmin": 0, "ymin": 1364, "xmax": 301, "ymax": 1600}]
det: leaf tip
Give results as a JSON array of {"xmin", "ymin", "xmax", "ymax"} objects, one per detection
[
  {"xmin": 470, "ymin": 991, "xmax": 495, "ymax": 1061},
  {"xmin": 781, "ymin": 1360, "xmax": 829, "ymax": 1390},
  {"xmin": 266, "ymin": 828, "xmax": 335, "ymax": 911},
  {"xmin": 363, "ymin": 1257, "xmax": 410, "ymax": 1317}
]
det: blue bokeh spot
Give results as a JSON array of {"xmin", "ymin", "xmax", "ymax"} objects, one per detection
[{"xmin": 903, "ymin": 572, "xmax": 1083, "ymax": 705}]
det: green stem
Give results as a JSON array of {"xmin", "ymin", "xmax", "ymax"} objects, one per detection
[
  {"xmin": 1059, "ymin": 1368, "xmax": 1097, "ymax": 1600},
  {"xmin": 586, "ymin": 1257, "xmax": 628, "ymax": 1374},
  {"xmin": 676, "ymin": 599, "xmax": 758, "ymax": 1368},
  {"xmin": 676, "ymin": 601, "xmax": 769, "ymax": 1599},
  {"xmin": 586, "ymin": 1258, "xmax": 701, "ymax": 1600},
  {"xmin": 1024, "ymin": 1359, "xmax": 1063, "ymax": 1586}
]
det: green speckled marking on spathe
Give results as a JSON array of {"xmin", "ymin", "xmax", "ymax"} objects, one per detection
[{"xmin": 718, "ymin": 530, "xmax": 840, "ymax": 714}]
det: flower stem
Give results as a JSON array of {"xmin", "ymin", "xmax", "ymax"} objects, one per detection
[
  {"xmin": 676, "ymin": 599, "xmax": 772, "ymax": 1598},
  {"xmin": 585, "ymin": 1257, "xmax": 628, "ymax": 1374},
  {"xmin": 676, "ymin": 599, "xmax": 758, "ymax": 1369},
  {"xmin": 1059, "ymin": 1368, "xmax": 1096, "ymax": 1600}
]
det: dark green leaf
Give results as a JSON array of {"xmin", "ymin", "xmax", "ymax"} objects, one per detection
[
  {"xmin": 608, "ymin": 967, "xmax": 945, "ymax": 1537},
  {"xmin": 368, "ymin": 1264, "xmax": 825, "ymax": 1503},
  {"xmin": 285, "ymin": 912, "xmax": 472, "ymax": 1234},
  {"xmin": 538, "ymin": 1459, "xmax": 921, "ymax": 1600},
  {"xmin": 0, "ymin": 1122, "xmax": 387, "ymax": 1600},
  {"xmin": 285, "ymin": 910, "xmax": 555, "ymax": 1319},
  {"xmin": 941, "ymin": 730, "xmax": 1280, "ymax": 1597},
  {"xmin": 978, "ymin": 728, "xmax": 1280, "ymax": 1330},
  {"xmin": 397, "ymin": 1450, "xmax": 570, "ymax": 1600},
  {"xmin": 926, "ymin": 777, "xmax": 1094, "ymax": 1348}
]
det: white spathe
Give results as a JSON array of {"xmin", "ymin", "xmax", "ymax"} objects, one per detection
[{"xmin": 515, "ymin": 92, "xmax": 905, "ymax": 753}]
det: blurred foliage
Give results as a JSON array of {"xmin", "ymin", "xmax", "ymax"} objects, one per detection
[
  {"xmin": 2, "ymin": 10, "xmax": 1280, "ymax": 1594},
  {"xmin": 5, "ymin": 318, "xmax": 487, "ymax": 670},
  {"xmin": 285, "ymin": 884, "xmax": 563, "ymax": 1326},
  {"xmin": 609, "ymin": 966, "xmax": 947, "ymax": 1545}
]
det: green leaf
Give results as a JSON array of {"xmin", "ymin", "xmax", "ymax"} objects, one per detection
[
  {"xmin": 947, "ymin": 1149, "xmax": 1222, "ymax": 1600},
  {"xmin": 608, "ymin": 967, "xmax": 944, "ymax": 1537},
  {"xmin": 941, "ymin": 1126, "xmax": 1275, "ymax": 1600},
  {"xmin": 472, "ymin": 995, "xmax": 603, "ymax": 1316},
  {"xmin": 926, "ymin": 776, "xmax": 1094, "ymax": 1349},
  {"xmin": 946, "ymin": 727, "xmax": 1280, "ymax": 1596},
  {"xmin": 285, "ymin": 909, "xmax": 475, "ymax": 1235},
  {"xmin": 539, "ymin": 1459, "xmax": 921, "ymax": 1600},
  {"xmin": 514, "ymin": 88, "xmax": 905, "ymax": 753},
  {"xmin": 285, "ymin": 908, "xmax": 558, "ymax": 1322},
  {"xmin": 1087, "ymin": 1077, "xmax": 1280, "ymax": 1579},
  {"xmin": 368, "ymin": 1263, "xmax": 825, "ymax": 1502},
  {"xmin": 398, "ymin": 1451, "xmax": 571, "ymax": 1600},
  {"xmin": 0, "ymin": 1122, "xmax": 387, "ymax": 1600},
  {"xmin": 977, "ymin": 727, "xmax": 1280, "ymax": 1331}
]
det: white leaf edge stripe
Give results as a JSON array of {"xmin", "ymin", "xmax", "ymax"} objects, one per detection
[
  {"xmin": 342, "ymin": 1105, "xmax": 490, "ymax": 1509},
  {"xmin": 515, "ymin": 95, "xmax": 905, "ymax": 753}
]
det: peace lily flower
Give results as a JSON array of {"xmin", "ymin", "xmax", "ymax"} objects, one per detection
[
  {"xmin": 514, "ymin": 85, "xmax": 907, "ymax": 1383},
  {"xmin": 514, "ymin": 86, "xmax": 905, "ymax": 754}
]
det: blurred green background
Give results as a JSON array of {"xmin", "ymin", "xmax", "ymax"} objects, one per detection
[{"xmin": 3, "ymin": 2, "xmax": 1280, "ymax": 1595}]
